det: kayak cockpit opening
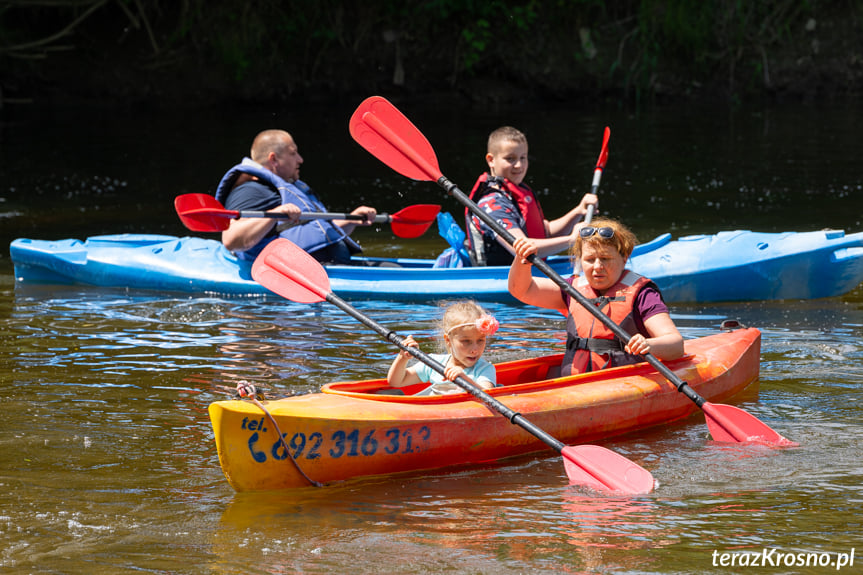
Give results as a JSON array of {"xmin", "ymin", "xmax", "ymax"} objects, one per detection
[{"xmin": 319, "ymin": 351, "xmax": 699, "ymax": 401}]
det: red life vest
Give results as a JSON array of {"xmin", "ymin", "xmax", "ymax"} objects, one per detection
[
  {"xmin": 467, "ymin": 173, "xmax": 547, "ymax": 237},
  {"xmin": 465, "ymin": 173, "xmax": 548, "ymax": 264},
  {"xmin": 561, "ymin": 270, "xmax": 654, "ymax": 376}
]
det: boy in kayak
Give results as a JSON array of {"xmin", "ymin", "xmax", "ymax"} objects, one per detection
[
  {"xmin": 508, "ymin": 217, "xmax": 683, "ymax": 375},
  {"xmin": 387, "ymin": 301, "xmax": 499, "ymax": 395},
  {"xmin": 466, "ymin": 126, "xmax": 598, "ymax": 266},
  {"xmin": 214, "ymin": 129, "xmax": 378, "ymax": 264}
]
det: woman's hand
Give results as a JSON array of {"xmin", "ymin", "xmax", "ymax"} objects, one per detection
[
  {"xmin": 512, "ymin": 236, "xmax": 538, "ymax": 264},
  {"xmin": 625, "ymin": 333, "xmax": 650, "ymax": 356}
]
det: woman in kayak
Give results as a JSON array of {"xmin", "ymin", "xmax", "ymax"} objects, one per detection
[
  {"xmin": 508, "ymin": 217, "xmax": 683, "ymax": 376},
  {"xmin": 387, "ymin": 301, "xmax": 499, "ymax": 395}
]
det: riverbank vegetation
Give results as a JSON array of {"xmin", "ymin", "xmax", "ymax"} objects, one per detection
[{"xmin": 1, "ymin": 0, "xmax": 861, "ymax": 107}]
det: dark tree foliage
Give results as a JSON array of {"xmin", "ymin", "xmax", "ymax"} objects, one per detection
[{"xmin": 0, "ymin": 0, "xmax": 860, "ymax": 105}]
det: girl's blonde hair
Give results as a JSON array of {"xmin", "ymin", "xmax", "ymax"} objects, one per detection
[
  {"xmin": 437, "ymin": 300, "xmax": 492, "ymax": 350},
  {"xmin": 570, "ymin": 217, "xmax": 638, "ymax": 262},
  {"xmin": 441, "ymin": 300, "xmax": 485, "ymax": 333}
]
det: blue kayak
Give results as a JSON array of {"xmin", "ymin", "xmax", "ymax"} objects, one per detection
[{"xmin": 10, "ymin": 229, "xmax": 863, "ymax": 302}]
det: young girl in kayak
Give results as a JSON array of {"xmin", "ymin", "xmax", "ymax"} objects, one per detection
[
  {"xmin": 508, "ymin": 217, "xmax": 683, "ymax": 376},
  {"xmin": 387, "ymin": 301, "xmax": 499, "ymax": 395}
]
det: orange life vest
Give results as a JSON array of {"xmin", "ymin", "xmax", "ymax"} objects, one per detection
[
  {"xmin": 562, "ymin": 270, "xmax": 655, "ymax": 376},
  {"xmin": 465, "ymin": 173, "xmax": 547, "ymax": 265}
]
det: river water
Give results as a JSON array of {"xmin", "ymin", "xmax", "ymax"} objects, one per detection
[{"xmin": 1, "ymin": 97, "xmax": 862, "ymax": 574}]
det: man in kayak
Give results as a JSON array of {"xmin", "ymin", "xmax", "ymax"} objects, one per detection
[
  {"xmin": 466, "ymin": 126, "xmax": 598, "ymax": 266},
  {"xmin": 214, "ymin": 129, "xmax": 378, "ymax": 263},
  {"xmin": 508, "ymin": 217, "xmax": 683, "ymax": 375}
]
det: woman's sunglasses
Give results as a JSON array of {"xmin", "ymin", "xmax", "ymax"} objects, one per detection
[{"xmin": 579, "ymin": 226, "xmax": 615, "ymax": 239}]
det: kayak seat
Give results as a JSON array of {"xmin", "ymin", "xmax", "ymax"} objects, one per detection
[
  {"xmin": 495, "ymin": 355, "xmax": 563, "ymax": 386},
  {"xmin": 359, "ymin": 260, "xmax": 403, "ymax": 268},
  {"xmin": 543, "ymin": 365, "xmax": 562, "ymax": 380},
  {"xmin": 373, "ymin": 382, "xmax": 429, "ymax": 395}
]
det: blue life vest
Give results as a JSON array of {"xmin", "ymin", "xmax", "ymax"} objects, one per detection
[{"xmin": 215, "ymin": 158, "xmax": 360, "ymax": 261}]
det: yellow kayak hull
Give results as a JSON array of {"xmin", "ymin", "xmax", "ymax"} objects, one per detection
[{"xmin": 209, "ymin": 327, "xmax": 761, "ymax": 491}]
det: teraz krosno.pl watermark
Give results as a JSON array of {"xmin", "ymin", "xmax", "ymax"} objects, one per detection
[{"xmin": 712, "ymin": 548, "xmax": 855, "ymax": 570}]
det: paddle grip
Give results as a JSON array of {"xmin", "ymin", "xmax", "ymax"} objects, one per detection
[
  {"xmin": 272, "ymin": 213, "xmax": 393, "ymax": 236},
  {"xmin": 300, "ymin": 212, "xmax": 358, "ymax": 221},
  {"xmin": 300, "ymin": 212, "xmax": 389, "ymax": 222},
  {"xmin": 247, "ymin": 211, "xmax": 386, "ymax": 222},
  {"xmin": 678, "ymin": 383, "xmax": 707, "ymax": 407},
  {"xmin": 585, "ymin": 168, "xmax": 599, "ymax": 222},
  {"xmin": 586, "ymin": 127, "xmax": 608, "ymax": 223},
  {"xmin": 304, "ymin": 213, "xmax": 392, "ymax": 223},
  {"xmin": 439, "ymin": 176, "xmax": 697, "ymax": 400}
]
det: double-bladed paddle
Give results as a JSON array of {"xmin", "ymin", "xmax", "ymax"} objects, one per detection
[
  {"xmin": 252, "ymin": 237, "xmax": 656, "ymax": 495},
  {"xmin": 584, "ymin": 126, "xmax": 610, "ymax": 224},
  {"xmin": 174, "ymin": 193, "xmax": 440, "ymax": 239},
  {"xmin": 349, "ymin": 95, "xmax": 797, "ymax": 447}
]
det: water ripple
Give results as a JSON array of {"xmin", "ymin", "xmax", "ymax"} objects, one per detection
[{"xmin": 3, "ymin": 285, "xmax": 863, "ymax": 574}]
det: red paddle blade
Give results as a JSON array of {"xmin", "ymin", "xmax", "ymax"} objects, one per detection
[
  {"xmin": 389, "ymin": 204, "xmax": 441, "ymax": 238},
  {"xmin": 562, "ymin": 445, "xmax": 655, "ymax": 495},
  {"xmin": 585, "ymin": 127, "xmax": 610, "ymax": 224},
  {"xmin": 349, "ymin": 96, "xmax": 443, "ymax": 182},
  {"xmin": 175, "ymin": 193, "xmax": 234, "ymax": 232},
  {"xmin": 595, "ymin": 126, "xmax": 610, "ymax": 172},
  {"xmin": 703, "ymin": 403, "xmax": 798, "ymax": 447},
  {"xmin": 252, "ymin": 239, "xmax": 330, "ymax": 304}
]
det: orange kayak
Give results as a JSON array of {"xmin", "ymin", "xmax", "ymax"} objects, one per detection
[{"xmin": 209, "ymin": 327, "xmax": 761, "ymax": 491}]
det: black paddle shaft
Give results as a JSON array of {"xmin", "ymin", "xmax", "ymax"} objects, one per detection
[
  {"xmin": 437, "ymin": 177, "xmax": 705, "ymax": 408},
  {"xmin": 322, "ymin": 291, "xmax": 568, "ymax": 453},
  {"xmin": 234, "ymin": 211, "xmax": 388, "ymax": 223}
]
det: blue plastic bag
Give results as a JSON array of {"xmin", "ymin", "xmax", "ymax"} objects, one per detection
[{"xmin": 433, "ymin": 212, "xmax": 471, "ymax": 268}]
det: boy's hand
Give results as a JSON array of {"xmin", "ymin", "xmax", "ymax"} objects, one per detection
[{"xmin": 579, "ymin": 193, "xmax": 599, "ymax": 214}]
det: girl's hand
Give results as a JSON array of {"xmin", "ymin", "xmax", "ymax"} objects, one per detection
[
  {"xmin": 625, "ymin": 334, "xmax": 650, "ymax": 356},
  {"xmin": 399, "ymin": 335, "xmax": 418, "ymax": 358},
  {"xmin": 443, "ymin": 364, "xmax": 465, "ymax": 382}
]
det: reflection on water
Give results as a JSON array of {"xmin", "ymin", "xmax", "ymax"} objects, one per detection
[
  {"xmin": 561, "ymin": 494, "xmax": 664, "ymax": 546},
  {"xmin": 1, "ymin": 282, "xmax": 862, "ymax": 572}
]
